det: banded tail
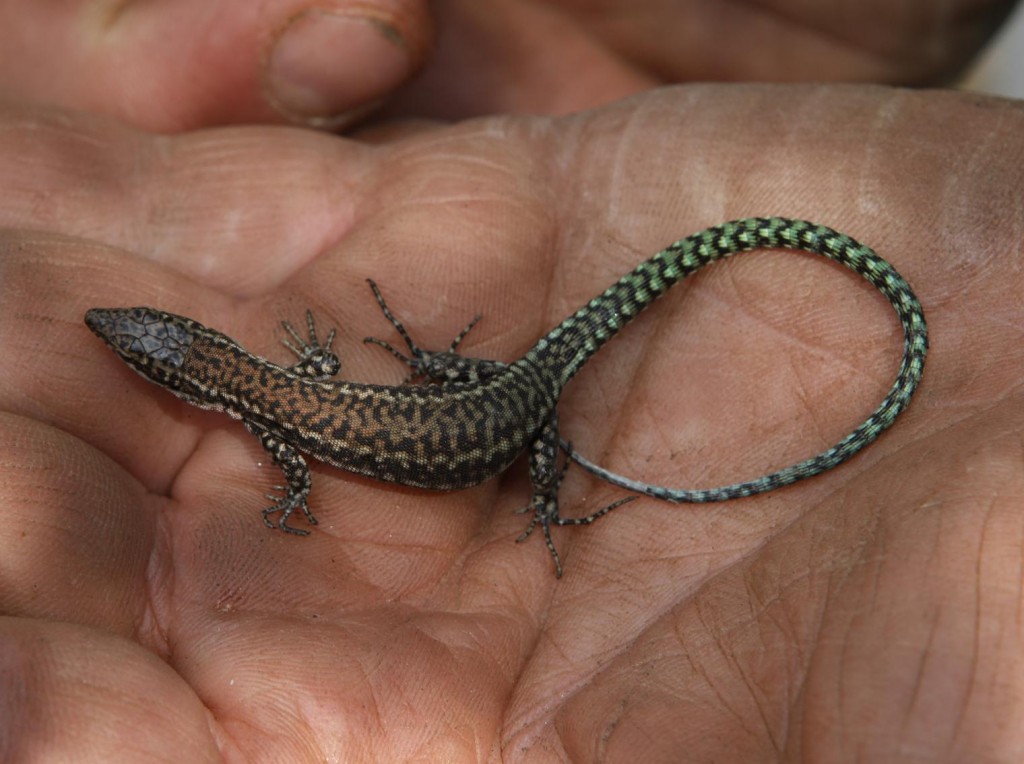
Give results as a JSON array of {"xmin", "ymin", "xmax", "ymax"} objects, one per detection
[{"xmin": 524, "ymin": 217, "xmax": 928, "ymax": 500}]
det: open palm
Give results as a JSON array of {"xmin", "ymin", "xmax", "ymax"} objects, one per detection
[{"xmin": 1, "ymin": 86, "xmax": 1021, "ymax": 761}]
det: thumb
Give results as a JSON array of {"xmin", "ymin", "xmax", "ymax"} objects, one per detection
[{"xmin": 0, "ymin": 0, "xmax": 432, "ymax": 131}]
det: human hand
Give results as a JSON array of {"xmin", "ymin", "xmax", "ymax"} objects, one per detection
[
  {"xmin": 1, "ymin": 85, "xmax": 1021, "ymax": 760},
  {"xmin": 0, "ymin": 0, "xmax": 1014, "ymax": 130}
]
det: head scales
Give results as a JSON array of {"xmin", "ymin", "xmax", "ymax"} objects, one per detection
[{"xmin": 84, "ymin": 307, "xmax": 202, "ymax": 390}]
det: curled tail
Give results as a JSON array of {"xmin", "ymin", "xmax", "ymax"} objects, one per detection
[{"xmin": 528, "ymin": 217, "xmax": 928, "ymax": 501}]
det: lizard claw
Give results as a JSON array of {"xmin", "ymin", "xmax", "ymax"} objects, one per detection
[{"xmin": 261, "ymin": 492, "xmax": 318, "ymax": 534}]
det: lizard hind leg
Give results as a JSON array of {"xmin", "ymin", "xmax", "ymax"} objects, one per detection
[
  {"xmin": 361, "ymin": 278, "xmax": 435, "ymax": 382},
  {"xmin": 517, "ymin": 415, "xmax": 637, "ymax": 577},
  {"xmin": 362, "ymin": 279, "xmax": 503, "ymax": 384}
]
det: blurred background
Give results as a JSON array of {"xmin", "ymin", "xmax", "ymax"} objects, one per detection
[{"xmin": 961, "ymin": 1, "xmax": 1024, "ymax": 96}]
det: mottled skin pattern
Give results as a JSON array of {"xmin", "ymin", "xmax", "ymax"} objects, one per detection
[{"xmin": 85, "ymin": 217, "xmax": 928, "ymax": 576}]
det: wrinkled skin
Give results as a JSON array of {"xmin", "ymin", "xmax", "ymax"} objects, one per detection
[{"xmin": 1, "ymin": 86, "xmax": 1022, "ymax": 762}]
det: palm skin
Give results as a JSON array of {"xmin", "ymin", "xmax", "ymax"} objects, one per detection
[{"xmin": 0, "ymin": 86, "xmax": 1022, "ymax": 762}]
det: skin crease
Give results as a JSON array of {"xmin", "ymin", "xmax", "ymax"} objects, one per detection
[{"xmin": 0, "ymin": 2, "xmax": 1021, "ymax": 763}]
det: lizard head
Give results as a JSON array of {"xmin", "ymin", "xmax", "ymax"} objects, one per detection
[{"xmin": 85, "ymin": 307, "xmax": 201, "ymax": 391}]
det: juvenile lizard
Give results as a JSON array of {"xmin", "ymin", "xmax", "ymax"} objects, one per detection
[{"xmin": 85, "ymin": 217, "xmax": 928, "ymax": 576}]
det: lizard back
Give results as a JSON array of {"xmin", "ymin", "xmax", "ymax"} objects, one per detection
[
  {"xmin": 85, "ymin": 217, "xmax": 927, "ymax": 530},
  {"xmin": 184, "ymin": 332, "xmax": 557, "ymax": 489}
]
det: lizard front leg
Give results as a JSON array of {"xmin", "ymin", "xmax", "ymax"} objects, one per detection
[
  {"xmin": 245, "ymin": 419, "xmax": 318, "ymax": 534},
  {"xmin": 280, "ymin": 309, "xmax": 341, "ymax": 380},
  {"xmin": 234, "ymin": 309, "xmax": 339, "ymax": 535}
]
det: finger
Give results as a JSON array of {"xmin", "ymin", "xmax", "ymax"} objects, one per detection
[
  {"xmin": 383, "ymin": 0, "xmax": 1014, "ymax": 120},
  {"xmin": 380, "ymin": 0, "xmax": 653, "ymax": 119},
  {"xmin": 0, "ymin": 619, "xmax": 219, "ymax": 760},
  {"xmin": 0, "ymin": 410, "xmax": 157, "ymax": 633},
  {"xmin": 0, "ymin": 103, "xmax": 375, "ymax": 294},
  {"xmin": 0, "ymin": 0, "xmax": 432, "ymax": 131}
]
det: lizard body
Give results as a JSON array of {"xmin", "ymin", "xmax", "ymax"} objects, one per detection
[{"xmin": 85, "ymin": 217, "xmax": 928, "ymax": 576}]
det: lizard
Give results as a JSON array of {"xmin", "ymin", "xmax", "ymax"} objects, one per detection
[{"xmin": 85, "ymin": 217, "xmax": 929, "ymax": 577}]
